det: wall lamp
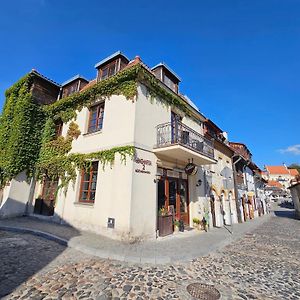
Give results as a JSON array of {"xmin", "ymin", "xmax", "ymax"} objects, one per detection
[{"xmin": 196, "ymin": 179, "xmax": 202, "ymax": 187}]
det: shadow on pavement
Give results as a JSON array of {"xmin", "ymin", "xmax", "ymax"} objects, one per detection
[
  {"xmin": 273, "ymin": 208, "xmax": 299, "ymax": 220},
  {"xmin": 0, "ymin": 199, "xmax": 81, "ymax": 298}
]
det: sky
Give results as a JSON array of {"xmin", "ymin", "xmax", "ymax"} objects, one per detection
[{"xmin": 0, "ymin": 0, "xmax": 299, "ymax": 168}]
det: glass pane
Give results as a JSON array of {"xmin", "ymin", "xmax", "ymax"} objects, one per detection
[
  {"xmin": 169, "ymin": 180, "xmax": 176, "ymax": 208},
  {"xmin": 101, "ymin": 68, "xmax": 108, "ymax": 79},
  {"xmin": 89, "ymin": 118, "xmax": 96, "ymax": 126},
  {"xmin": 157, "ymin": 179, "xmax": 165, "ymax": 211},
  {"xmin": 92, "ymin": 162, "xmax": 98, "ymax": 171},
  {"xmin": 82, "ymin": 182, "xmax": 89, "ymax": 191},
  {"xmin": 91, "ymin": 181, "xmax": 97, "ymax": 190},
  {"xmin": 109, "ymin": 64, "xmax": 116, "ymax": 76},
  {"xmin": 83, "ymin": 172, "xmax": 90, "ymax": 181},
  {"xmin": 179, "ymin": 181, "xmax": 188, "ymax": 213},
  {"xmin": 90, "ymin": 192, "xmax": 96, "ymax": 201},
  {"xmin": 81, "ymin": 191, "xmax": 88, "ymax": 201},
  {"xmin": 88, "ymin": 126, "xmax": 96, "ymax": 133}
]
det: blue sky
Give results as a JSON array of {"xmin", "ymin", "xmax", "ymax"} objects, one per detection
[{"xmin": 0, "ymin": 0, "xmax": 299, "ymax": 168}]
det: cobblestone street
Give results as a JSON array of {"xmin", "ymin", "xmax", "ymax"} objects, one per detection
[{"xmin": 1, "ymin": 207, "xmax": 299, "ymax": 300}]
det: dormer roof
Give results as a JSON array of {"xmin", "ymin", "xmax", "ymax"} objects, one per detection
[
  {"xmin": 151, "ymin": 62, "xmax": 181, "ymax": 82},
  {"xmin": 62, "ymin": 74, "xmax": 89, "ymax": 86},
  {"xmin": 94, "ymin": 51, "xmax": 129, "ymax": 69}
]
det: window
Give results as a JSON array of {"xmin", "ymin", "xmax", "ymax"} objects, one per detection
[
  {"xmin": 79, "ymin": 162, "xmax": 98, "ymax": 203},
  {"xmin": 100, "ymin": 61, "xmax": 117, "ymax": 80},
  {"xmin": 163, "ymin": 73, "xmax": 177, "ymax": 92},
  {"xmin": 88, "ymin": 103, "xmax": 105, "ymax": 133}
]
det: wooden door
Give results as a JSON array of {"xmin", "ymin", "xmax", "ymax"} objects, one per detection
[{"xmin": 210, "ymin": 197, "xmax": 217, "ymax": 227}]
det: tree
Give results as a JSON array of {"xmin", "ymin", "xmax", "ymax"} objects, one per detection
[{"xmin": 288, "ymin": 163, "xmax": 300, "ymax": 173}]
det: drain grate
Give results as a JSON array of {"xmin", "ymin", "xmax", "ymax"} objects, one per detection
[{"xmin": 186, "ymin": 283, "xmax": 221, "ymax": 300}]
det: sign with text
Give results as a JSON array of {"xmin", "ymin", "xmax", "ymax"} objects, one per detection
[{"xmin": 134, "ymin": 157, "xmax": 152, "ymax": 174}]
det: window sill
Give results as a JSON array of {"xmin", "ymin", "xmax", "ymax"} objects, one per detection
[
  {"xmin": 73, "ymin": 202, "xmax": 95, "ymax": 207},
  {"xmin": 83, "ymin": 130, "xmax": 102, "ymax": 137}
]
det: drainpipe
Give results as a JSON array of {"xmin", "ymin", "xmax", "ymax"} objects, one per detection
[{"xmin": 232, "ymin": 155, "xmax": 243, "ymax": 223}]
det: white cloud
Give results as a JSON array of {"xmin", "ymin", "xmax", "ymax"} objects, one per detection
[{"xmin": 279, "ymin": 144, "xmax": 300, "ymax": 155}]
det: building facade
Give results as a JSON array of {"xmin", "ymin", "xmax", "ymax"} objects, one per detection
[
  {"xmin": 204, "ymin": 120, "xmax": 237, "ymax": 227},
  {"xmin": 0, "ymin": 51, "xmax": 269, "ymax": 241}
]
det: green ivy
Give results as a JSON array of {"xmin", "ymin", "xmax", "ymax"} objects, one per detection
[
  {"xmin": 0, "ymin": 61, "xmax": 193, "ymax": 189},
  {"xmin": 45, "ymin": 64, "xmax": 192, "ymax": 123},
  {"xmin": 0, "ymin": 74, "xmax": 46, "ymax": 186}
]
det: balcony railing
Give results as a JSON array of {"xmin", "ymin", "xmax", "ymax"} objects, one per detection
[{"xmin": 155, "ymin": 121, "xmax": 214, "ymax": 159}]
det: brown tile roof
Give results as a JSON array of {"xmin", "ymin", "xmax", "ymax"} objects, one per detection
[
  {"xmin": 289, "ymin": 169, "xmax": 299, "ymax": 176},
  {"xmin": 265, "ymin": 165, "xmax": 289, "ymax": 175},
  {"xmin": 81, "ymin": 79, "xmax": 96, "ymax": 91},
  {"xmin": 267, "ymin": 180, "xmax": 284, "ymax": 188}
]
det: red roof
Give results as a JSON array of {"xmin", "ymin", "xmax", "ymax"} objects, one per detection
[
  {"xmin": 289, "ymin": 169, "xmax": 299, "ymax": 176},
  {"xmin": 267, "ymin": 180, "xmax": 283, "ymax": 188},
  {"xmin": 265, "ymin": 166, "xmax": 289, "ymax": 175}
]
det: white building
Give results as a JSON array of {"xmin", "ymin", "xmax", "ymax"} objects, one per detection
[{"xmin": 1, "ymin": 52, "xmax": 219, "ymax": 241}]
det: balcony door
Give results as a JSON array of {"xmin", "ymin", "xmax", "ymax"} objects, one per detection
[{"xmin": 171, "ymin": 112, "xmax": 182, "ymax": 144}]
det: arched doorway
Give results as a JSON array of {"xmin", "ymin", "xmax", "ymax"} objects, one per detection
[
  {"xmin": 210, "ymin": 193, "xmax": 217, "ymax": 227},
  {"xmin": 220, "ymin": 193, "xmax": 226, "ymax": 226}
]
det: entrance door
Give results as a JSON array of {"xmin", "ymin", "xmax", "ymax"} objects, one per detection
[
  {"xmin": 210, "ymin": 196, "xmax": 217, "ymax": 227},
  {"xmin": 157, "ymin": 174, "xmax": 189, "ymax": 225}
]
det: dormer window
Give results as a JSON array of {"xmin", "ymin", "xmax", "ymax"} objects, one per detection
[
  {"xmin": 61, "ymin": 75, "xmax": 89, "ymax": 99},
  {"xmin": 152, "ymin": 63, "xmax": 181, "ymax": 94},
  {"xmin": 95, "ymin": 51, "xmax": 129, "ymax": 81},
  {"xmin": 99, "ymin": 61, "xmax": 117, "ymax": 80}
]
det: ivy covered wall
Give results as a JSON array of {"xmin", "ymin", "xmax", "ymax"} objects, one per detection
[{"xmin": 0, "ymin": 62, "xmax": 196, "ymax": 190}]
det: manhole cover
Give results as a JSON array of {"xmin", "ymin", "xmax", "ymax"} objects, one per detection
[{"xmin": 186, "ymin": 283, "xmax": 221, "ymax": 300}]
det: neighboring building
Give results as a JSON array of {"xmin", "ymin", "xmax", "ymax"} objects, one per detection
[
  {"xmin": 0, "ymin": 70, "xmax": 61, "ymax": 218},
  {"xmin": 263, "ymin": 165, "xmax": 299, "ymax": 190},
  {"xmin": 253, "ymin": 169, "xmax": 268, "ymax": 216},
  {"xmin": 229, "ymin": 142, "xmax": 258, "ymax": 222},
  {"xmin": 203, "ymin": 120, "xmax": 237, "ymax": 227}
]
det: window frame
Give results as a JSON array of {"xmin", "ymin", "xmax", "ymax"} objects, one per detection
[
  {"xmin": 78, "ymin": 162, "xmax": 99, "ymax": 204},
  {"xmin": 87, "ymin": 102, "xmax": 105, "ymax": 134}
]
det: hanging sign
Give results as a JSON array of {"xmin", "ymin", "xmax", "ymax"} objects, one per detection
[{"xmin": 185, "ymin": 163, "xmax": 198, "ymax": 175}]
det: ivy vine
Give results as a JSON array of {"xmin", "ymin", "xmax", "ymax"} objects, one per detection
[
  {"xmin": 37, "ymin": 119, "xmax": 135, "ymax": 190},
  {"xmin": 0, "ymin": 74, "xmax": 46, "ymax": 186},
  {"xmin": 0, "ymin": 61, "xmax": 193, "ymax": 190}
]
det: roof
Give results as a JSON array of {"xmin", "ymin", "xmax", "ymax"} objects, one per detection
[
  {"xmin": 81, "ymin": 79, "xmax": 96, "ymax": 91},
  {"xmin": 289, "ymin": 169, "xmax": 299, "ymax": 176},
  {"xmin": 265, "ymin": 165, "xmax": 289, "ymax": 175},
  {"xmin": 267, "ymin": 180, "xmax": 284, "ymax": 189},
  {"xmin": 94, "ymin": 51, "xmax": 129, "ymax": 69},
  {"xmin": 62, "ymin": 74, "xmax": 89, "ymax": 86},
  {"xmin": 182, "ymin": 95, "xmax": 199, "ymax": 112},
  {"xmin": 151, "ymin": 62, "xmax": 181, "ymax": 82},
  {"xmin": 30, "ymin": 69, "xmax": 61, "ymax": 87}
]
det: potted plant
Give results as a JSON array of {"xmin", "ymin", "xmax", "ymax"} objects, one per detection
[
  {"xmin": 173, "ymin": 219, "xmax": 180, "ymax": 233},
  {"xmin": 192, "ymin": 217, "xmax": 201, "ymax": 230},
  {"xmin": 158, "ymin": 207, "xmax": 173, "ymax": 237},
  {"xmin": 203, "ymin": 210, "xmax": 210, "ymax": 232}
]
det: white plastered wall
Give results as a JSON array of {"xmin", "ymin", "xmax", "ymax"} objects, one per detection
[{"xmin": 0, "ymin": 171, "xmax": 32, "ymax": 218}]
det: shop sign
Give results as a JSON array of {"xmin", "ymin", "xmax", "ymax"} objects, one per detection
[
  {"xmin": 185, "ymin": 163, "xmax": 198, "ymax": 175},
  {"xmin": 135, "ymin": 157, "xmax": 152, "ymax": 174}
]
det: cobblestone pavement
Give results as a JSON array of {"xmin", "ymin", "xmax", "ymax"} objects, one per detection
[{"xmin": 1, "ymin": 208, "xmax": 300, "ymax": 300}]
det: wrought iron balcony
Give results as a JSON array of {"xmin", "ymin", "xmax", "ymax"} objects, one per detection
[{"xmin": 154, "ymin": 122, "xmax": 215, "ymax": 165}]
